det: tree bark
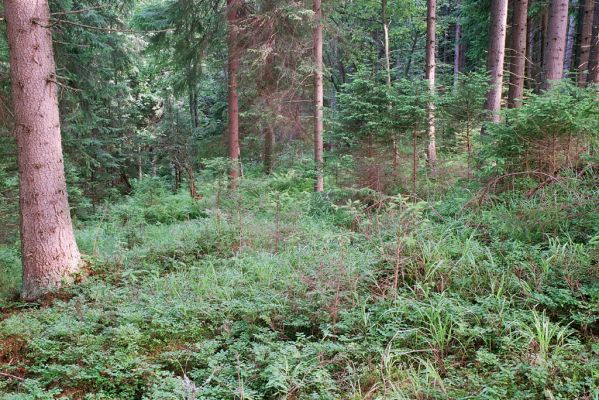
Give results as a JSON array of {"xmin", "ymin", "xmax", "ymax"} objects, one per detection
[
  {"xmin": 426, "ymin": 0, "xmax": 437, "ymax": 171},
  {"xmin": 382, "ymin": 0, "xmax": 392, "ymax": 86},
  {"xmin": 508, "ymin": 0, "xmax": 529, "ymax": 108},
  {"xmin": 263, "ymin": 97, "xmax": 276, "ymax": 175},
  {"xmin": 485, "ymin": 0, "xmax": 509, "ymax": 124},
  {"xmin": 589, "ymin": 0, "xmax": 599, "ymax": 83},
  {"xmin": 227, "ymin": 0, "xmax": 241, "ymax": 189},
  {"xmin": 5, "ymin": 0, "xmax": 81, "ymax": 301},
  {"xmin": 563, "ymin": 5, "xmax": 576, "ymax": 76},
  {"xmin": 543, "ymin": 0, "xmax": 570, "ymax": 89},
  {"xmin": 313, "ymin": 0, "xmax": 324, "ymax": 192},
  {"xmin": 578, "ymin": 0, "xmax": 596, "ymax": 85},
  {"xmin": 454, "ymin": 5, "xmax": 462, "ymax": 86}
]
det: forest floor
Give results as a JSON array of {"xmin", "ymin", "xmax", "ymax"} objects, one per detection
[{"xmin": 0, "ymin": 164, "xmax": 598, "ymax": 399}]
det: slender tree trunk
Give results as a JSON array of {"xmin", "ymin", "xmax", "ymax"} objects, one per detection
[
  {"xmin": 138, "ymin": 146, "xmax": 143, "ymax": 181},
  {"xmin": 227, "ymin": 0, "xmax": 241, "ymax": 189},
  {"xmin": 382, "ymin": 0, "xmax": 392, "ymax": 86},
  {"xmin": 454, "ymin": 3, "xmax": 462, "ymax": 86},
  {"xmin": 5, "ymin": 0, "xmax": 81, "ymax": 301},
  {"xmin": 508, "ymin": 0, "xmax": 529, "ymax": 108},
  {"xmin": 526, "ymin": 16, "xmax": 535, "ymax": 88},
  {"xmin": 263, "ymin": 98, "xmax": 276, "ymax": 175},
  {"xmin": 589, "ymin": 0, "xmax": 599, "ymax": 83},
  {"xmin": 563, "ymin": 5, "xmax": 576, "ymax": 76},
  {"xmin": 578, "ymin": 0, "xmax": 595, "ymax": 84},
  {"xmin": 426, "ymin": 0, "xmax": 437, "ymax": 171},
  {"xmin": 485, "ymin": 0, "xmax": 509, "ymax": 124},
  {"xmin": 313, "ymin": 0, "xmax": 324, "ymax": 192},
  {"xmin": 543, "ymin": 0, "xmax": 570, "ymax": 89}
]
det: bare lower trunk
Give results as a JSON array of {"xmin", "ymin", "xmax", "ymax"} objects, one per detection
[
  {"xmin": 227, "ymin": 0, "xmax": 241, "ymax": 189},
  {"xmin": 454, "ymin": 7, "xmax": 462, "ymax": 86},
  {"xmin": 313, "ymin": 0, "xmax": 324, "ymax": 192},
  {"xmin": 543, "ymin": 0, "xmax": 570, "ymax": 89},
  {"xmin": 426, "ymin": 0, "xmax": 437, "ymax": 171},
  {"xmin": 382, "ymin": 0, "xmax": 391, "ymax": 87},
  {"xmin": 589, "ymin": 0, "xmax": 599, "ymax": 83},
  {"xmin": 508, "ymin": 0, "xmax": 529, "ymax": 108},
  {"xmin": 484, "ymin": 0, "xmax": 509, "ymax": 124},
  {"xmin": 578, "ymin": 0, "xmax": 596, "ymax": 85},
  {"xmin": 563, "ymin": 10, "xmax": 576, "ymax": 76},
  {"xmin": 5, "ymin": 0, "xmax": 81, "ymax": 301},
  {"xmin": 264, "ymin": 98, "xmax": 276, "ymax": 175}
]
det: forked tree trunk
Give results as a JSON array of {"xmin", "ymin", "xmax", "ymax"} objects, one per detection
[
  {"xmin": 313, "ymin": 0, "xmax": 324, "ymax": 192},
  {"xmin": 543, "ymin": 0, "xmax": 570, "ymax": 89},
  {"xmin": 508, "ymin": 0, "xmax": 529, "ymax": 108},
  {"xmin": 578, "ymin": 0, "xmax": 596, "ymax": 85},
  {"xmin": 589, "ymin": 0, "xmax": 599, "ymax": 83},
  {"xmin": 5, "ymin": 0, "xmax": 81, "ymax": 301},
  {"xmin": 227, "ymin": 0, "xmax": 241, "ymax": 189},
  {"xmin": 425, "ymin": 0, "xmax": 437, "ymax": 171},
  {"xmin": 485, "ymin": 0, "xmax": 509, "ymax": 124}
]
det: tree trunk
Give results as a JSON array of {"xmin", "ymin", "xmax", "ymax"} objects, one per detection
[
  {"xmin": 5, "ymin": 0, "xmax": 81, "ymax": 301},
  {"xmin": 589, "ymin": 0, "xmax": 599, "ymax": 83},
  {"xmin": 485, "ymin": 0, "xmax": 509, "ymax": 124},
  {"xmin": 543, "ymin": 0, "xmax": 570, "ymax": 89},
  {"xmin": 525, "ymin": 16, "xmax": 535, "ymax": 88},
  {"xmin": 382, "ymin": 0, "xmax": 392, "ymax": 86},
  {"xmin": 578, "ymin": 0, "xmax": 595, "ymax": 85},
  {"xmin": 508, "ymin": 0, "xmax": 529, "ymax": 108},
  {"xmin": 313, "ymin": 0, "xmax": 324, "ymax": 192},
  {"xmin": 563, "ymin": 10, "xmax": 576, "ymax": 76},
  {"xmin": 426, "ymin": 0, "xmax": 437, "ymax": 171},
  {"xmin": 454, "ymin": 6, "xmax": 462, "ymax": 86},
  {"xmin": 227, "ymin": 0, "xmax": 241, "ymax": 189},
  {"xmin": 263, "ymin": 97, "xmax": 276, "ymax": 175}
]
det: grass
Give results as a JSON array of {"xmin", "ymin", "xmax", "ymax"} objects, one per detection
[{"xmin": 0, "ymin": 165, "xmax": 598, "ymax": 399}]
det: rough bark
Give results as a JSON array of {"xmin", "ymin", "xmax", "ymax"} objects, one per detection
[
  {"xmin": 227, "ymin": 0, "xmax": 241, "ymax": 189},
  {"xmin": 563, "ymin": 6, "xmax": 576, "ymax": 75},
  {"xmin": 313, "ymin": 0, "xmax": 324, "ymax": 192},
  {"xmin": 485, "ymin": 0, "xmax": 509, "ymax": 124},
  {"xmin": 589, "ymin": 0, "xmax": 599, "ymax": 83},
  {"xmin": 543, "ymin": 0, "xmax": 570, "ymax": 89},
  {"xmin": 426, "ymin": 0, "xmax": 437, "ymax": 170},
  {"xmin": 5, "ymin": 0, "xmax": 81, "ymax": 301},
  {"xmin": 578, "ymin": 0, "xmax": 596, "ymax": 84},
  {"xmin": 508, "ymin": 0, "xmax": 529, "ymax": 108}
]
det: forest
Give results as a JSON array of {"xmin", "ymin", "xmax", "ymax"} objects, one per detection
[{"xmin": 0, "ymin": 0, "xmax": 598, "ymax": 398}]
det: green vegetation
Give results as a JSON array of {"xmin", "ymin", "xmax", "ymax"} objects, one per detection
[
  {"xmin": 1, "ymin": 0, "xmax": 598, "ymax": 398},
  {"xmin": 1, "ymin": 156, "xmax": 597, "ymax": 398}
]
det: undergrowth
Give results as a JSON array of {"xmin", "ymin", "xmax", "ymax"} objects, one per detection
[{"xmin": 0, "ymin": 164, "xmax": 597, "ymax": 399}]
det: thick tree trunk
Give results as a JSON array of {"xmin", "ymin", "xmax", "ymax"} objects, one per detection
[
  {"xmin": 426, "ymin": 0, "xmax": 437, "ymax": 171},
  {"xmin": 5, "ymin": 0, "xmax": 81, "ymax": 301},
  {"xmin": 543, "ymin": 0, "xmax": 570, "ymax": 89},
  {"xmin": 589, "ymin": 0, "xmax": 599, "ymax": 83},
  {"xmin": 227, "ymin": 0, "xmax": 241, "ymax": 189},
  {"xmin": 313, "ymin": 0, "xmax": 324, "ymax": 192},
  {"xmin": 508, "ymin": 0, "xmax": 529, "ymax": 108},
  {"xmin": 578, "ymin": 0, "xmax": 596, "ymax": 85},
  {"xmin": 485, "ymin": 0, "xmax": 509, "ymax": 124}
]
